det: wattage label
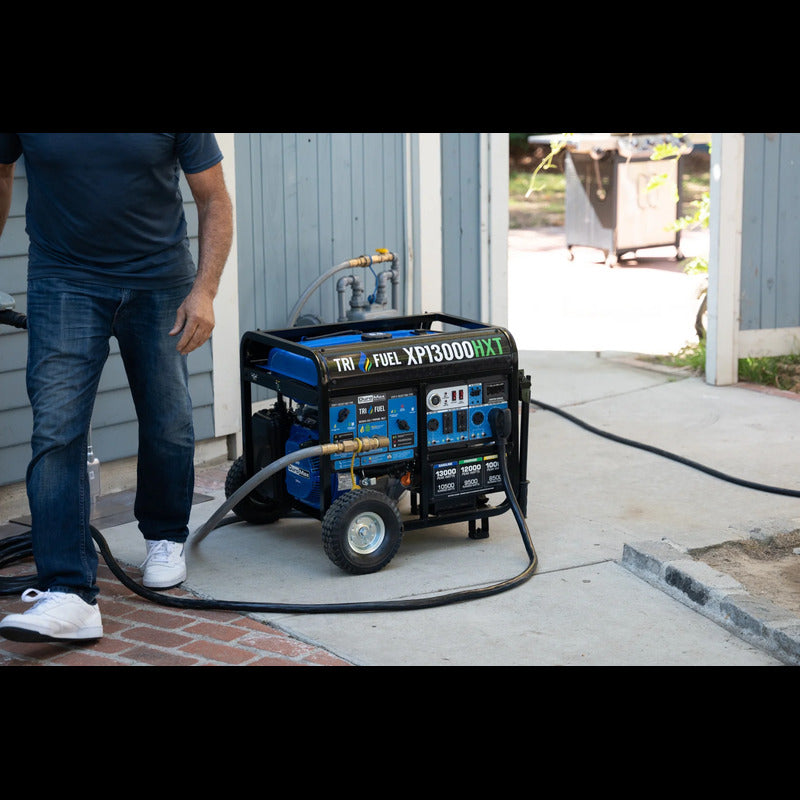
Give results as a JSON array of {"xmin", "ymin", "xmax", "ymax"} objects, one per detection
[{"xmin": 433, "ymin": 454, "xmax": 502, "ymax": 497}]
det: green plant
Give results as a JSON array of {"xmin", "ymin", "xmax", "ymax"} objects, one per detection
[
  {"xmin": 651, "ymin": 140, "xmax": 710, "ymax": 283},
  {"xmin": 658, "ymin": 339, "xmax": 800, "ymax": 392},
  {"xmin": 524, "ymin": 135, "xmax": 569, "ymax": 199},
  {"xmin": 509, "ymin": 169, "xmax": 565, "ymax": 229},
  {"xmin": 647, "ymin": 137, "xmax": 711, "ymax": 344},
  {"xmin": 659, "ymin": 339, "xmax": 708, "ymax": 374},
  {"xmin": 738, "ymin": 353, "xmax": 800, "ymax": 391}
]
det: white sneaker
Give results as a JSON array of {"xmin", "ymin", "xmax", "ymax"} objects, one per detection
[
  {"xmin": 0, "ymin": 589, "xmax": 103, "ymax": 642},
  {"xmin": 141, "ymin": 539, "xmax": 186, "ymax": 589}
]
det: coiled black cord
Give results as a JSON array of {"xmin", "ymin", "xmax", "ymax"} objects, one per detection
[
  {"xmin": 0, "ymin": 533, "xmax": 34, "ymax": 594},
  {"xmin": 0, "ymin": 408, "xmax": 538, "ymax": 611},
  {"xmin": 5, "ymin": 397, "xmax": 800, "ymax": 611}
]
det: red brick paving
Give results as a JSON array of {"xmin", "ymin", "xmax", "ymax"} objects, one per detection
[
  {"xmin": 0, "ymin": 463, "xmax": 352, "ymax": 667},
  {"xmin": 0, "ymin": 562, "xmax": 352, "ymax": 667}
]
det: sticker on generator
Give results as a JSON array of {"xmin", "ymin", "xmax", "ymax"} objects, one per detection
[
  {"xmin": 326, "ymin": 331, "xmax": 511, "ymax": 376},
  {"xmin": 432, "ymin": 454, "xmax": 503, "ymax": 498}
]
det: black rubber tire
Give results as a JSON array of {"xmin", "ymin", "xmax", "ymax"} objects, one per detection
[
  {"xmin": 322, "ymin": 489, "xmax": 403, "ymax": 574},
  {"xmin": 224, "ymin": 455, "xmax": 290, "ymax": 524}
]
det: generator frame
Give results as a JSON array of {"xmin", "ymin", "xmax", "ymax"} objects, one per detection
[{"xmin": 237, "ymin": 312, "xmax": 531, "ymax": 542}]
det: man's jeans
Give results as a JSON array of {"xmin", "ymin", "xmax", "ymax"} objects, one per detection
[{"xmin": 26, "ymin": 278, "xmax": 196, "ymax": 603}]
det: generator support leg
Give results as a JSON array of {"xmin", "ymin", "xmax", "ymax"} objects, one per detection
[{"xmin": 468, "ymin": 516, "xmax": 489, "ymax": 539}]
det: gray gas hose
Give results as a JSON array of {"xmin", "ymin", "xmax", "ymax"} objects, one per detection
[
  {"xmin": 287, "ymin": 251, "xmax": 397, "ymax": 327},
  {"xmin": 189, "ymin": 436, "xmax": 390, "ymax": 546}
]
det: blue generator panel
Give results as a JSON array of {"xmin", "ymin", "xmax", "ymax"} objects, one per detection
[
  {"xmin": 328, "ymin": 388, "xmax": 418, "ymax": 477},
  {"xmin": 424, "ymin": 377, "xmax": 508, "ymax": 447}
]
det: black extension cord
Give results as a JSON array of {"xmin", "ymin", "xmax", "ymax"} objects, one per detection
[
  {"xmin": 3, "ymin": 398, "xmax": 798, "ymax": 612},
  {"xmin": 530, "ymin": 399, "xmax": 800, "ymax": 498},
  {"xmin": 0, "ymin": 408, "xmax": 538, "ymax": 612}
]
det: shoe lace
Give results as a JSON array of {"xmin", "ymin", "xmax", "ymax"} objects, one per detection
[
  {"xmin": 21, "ymin": 588, "xmax": 59, "ymax": 607},
  {"xmin": 140, "ymin": 540, "xmax": 181, "ymax": 569}
]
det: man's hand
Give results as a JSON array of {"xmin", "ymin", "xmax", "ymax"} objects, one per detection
[
  {"xmin": 0, "ymin": 163, "xmax": 15, "ymax": 239},
  {"xmin": 173, "ymin": 161, "xmax": 233, "ymax": 356},
  {"xmin": 170, "ymin": 287, "xmax": 216, "ymax": 355}
]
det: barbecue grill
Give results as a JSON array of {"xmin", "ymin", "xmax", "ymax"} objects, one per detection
[{"xmin": 529, "ymin": 133, "xmax": 694, "ymax": 267}]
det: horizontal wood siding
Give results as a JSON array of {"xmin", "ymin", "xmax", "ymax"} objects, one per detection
[{"xmin": 0, "ymin": 156, "xmax": 214, "ymax": 486}]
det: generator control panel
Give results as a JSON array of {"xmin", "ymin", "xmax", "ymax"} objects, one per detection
[
  {"xmin": 327, "ymin": 378, "xmax": 510, "ymax": 465},
  {"xmin": 425, "ymin": 377, "xmax": 508, "ymax": 447},
  {"xmin": 328, "ymin": 388, "xmax": 418, "ymax": 473},
  {"xmin": 326, "ymin": 375, "xmax": 510, "ymax": 504}
]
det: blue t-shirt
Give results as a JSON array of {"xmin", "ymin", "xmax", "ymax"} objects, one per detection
[{"xmin": 0, "ymin": 133, "xmax": 223, "ymax": 288}]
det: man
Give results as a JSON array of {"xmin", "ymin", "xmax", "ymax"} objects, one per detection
[{"xmin": 0, "ymin": 133, "xmax": 233, "ymax": 643}]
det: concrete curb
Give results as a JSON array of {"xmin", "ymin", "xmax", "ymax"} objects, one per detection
[{"xmin": 620, "ymin": 539, "xmax": 800, "ymax": 666}]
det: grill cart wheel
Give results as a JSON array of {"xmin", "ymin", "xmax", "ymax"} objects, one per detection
[
  {"xmin": 322, "ymin": 489, "xmax": 403, "ymax": 574},
  {"xmin": 225, "ymin": 455, "xmax": 290, "ymax": 524}
]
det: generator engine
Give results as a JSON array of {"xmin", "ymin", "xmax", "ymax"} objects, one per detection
[{"xmin": 226, "ymin": 313, "xmax": 530, "ymax": 575}]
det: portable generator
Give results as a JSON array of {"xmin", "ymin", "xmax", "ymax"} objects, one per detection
[{"xmin": 224, "ymin": 311, "xmax": 532, "ymax": 575}]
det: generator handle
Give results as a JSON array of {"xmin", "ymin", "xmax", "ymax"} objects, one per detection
[
  {"xmin": 0, "ymin": 292, "xmax": 27, "ymax": 329},
  {"xmin": 0, "ymin": 309, "xmax": 27, "ymax": 329}
]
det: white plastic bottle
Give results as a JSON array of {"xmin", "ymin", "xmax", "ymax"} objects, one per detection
[{"xmin": 87, "ymin": 432, "xmax": 101, "ymax": 518}]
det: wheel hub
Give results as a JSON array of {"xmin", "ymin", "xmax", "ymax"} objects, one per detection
[{"xmin": 348, "ymin": 511, "xmax": 385, "ymax": 555}]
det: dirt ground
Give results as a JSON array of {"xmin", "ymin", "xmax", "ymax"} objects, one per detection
[{"xmin": 690, "ymin": 530, "xmax": 800, "ymax": 618}]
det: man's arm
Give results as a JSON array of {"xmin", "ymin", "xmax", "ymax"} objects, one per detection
[
  {"xmin": 170, "ymin": 162, "xmax": 233, "ymax": 355},
  {"xmin": 0, "ymin": 163, "xmax": 15, "ymax": 239}
]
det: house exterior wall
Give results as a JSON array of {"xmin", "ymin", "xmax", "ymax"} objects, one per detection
[
  {"xmin": 0, "ymin": 132, "xmax": 507, "ymax": 491},
  {"xmin": 740, "ymin": 133, "xmax": 800, "ymax": 333},
  {"xmin": 233, "ymin": 133, "xmax": 409, "ymax": 335},
  {"xmin": 0, "ymin": 154, "xmax": 216, "ymax": 487},
  {"xmin": 707, "ymin": 133, "xmax": 800, "ymax": 385},
  {"xmin": 440, "ymin": 133, "xmax": 508, "ymax": 325}
]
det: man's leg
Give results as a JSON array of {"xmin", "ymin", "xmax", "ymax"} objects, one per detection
[
  {"xmin": 24, "ymin": 278, "xmax": 114, "ymax": 603},
  {"xmin": 114, "ymin": 284, "xmax": 195, "ymax": 551}
]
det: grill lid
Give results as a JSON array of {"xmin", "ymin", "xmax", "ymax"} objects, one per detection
[{"xmin": 528, "ymin": 133, "xmax": 693, "ymax": 158}]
